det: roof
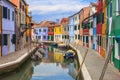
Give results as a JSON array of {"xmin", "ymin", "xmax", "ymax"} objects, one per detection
[
  {"xmin": 68, "ymin": 6, "xmax": 90, "ymax": 18},
  {"xmin": 3, "ymin": 0, "xmax": 17, "ymax": 7},
  {"xmin": 60, "ymin": 18, "xmax": 69, "ymax": 24},
  {"xmin": 36, "ymin": 21, "xmax": 57, "ymax": 28}
]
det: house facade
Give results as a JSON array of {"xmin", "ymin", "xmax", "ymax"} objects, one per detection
[
  {"xmin": 48, "ymin": 22, "xmax": 56, "ymax": 41},
  {"xmin": 73, "ymin": 14, "xmax": 80, "ymax": 43},
  {"xmin": 107, "ymin": 0, "xmax": 120, "ymax": 71},
  {"xmin": 60, "ymin": 18, "xmax": 69, "ymax": 43},
  {"xmin": 54, "ymin": 24, "xmax": 63, "ymax": 42},
  {"xmin": 11, "ymin": 0, "xmax": 27, "ymax": 50},
  {"xmin": 1, "ymin": 0, "xmax": 16, "ymax": 56},
  {"xmin": 69, "ymin": 16, "xmax": 74, "ymax": 43},
  {"xmin": 96, "ymin": 0, "xmax": 103, "ymax": 55},
  {"xmin": 34, "ymin": 26, "xmax": 48, "ymax": 42},
  {"xmin": 0, "ymin": 2, "xmax": 2, "ymax": 57}
]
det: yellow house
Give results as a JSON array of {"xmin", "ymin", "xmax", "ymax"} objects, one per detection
[
  {"xmin": 101, "ymin": 0, "xmax": 107, "ymax": 58},
  {"xmin": 26, "ymin": 4, "xmax": 31, "ymax": 46},
  {"xmin": 54, "ymin": 24, "xmax": 63, "ymax": 42}
]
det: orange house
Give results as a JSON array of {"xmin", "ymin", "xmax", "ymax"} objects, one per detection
[
  {"xmin": 101, "ymin": 0, "xmax": 107, "ymax": 58},
  {"xmin": 79, "ymin": 7, "xmax": 90, "ymax": 45}
]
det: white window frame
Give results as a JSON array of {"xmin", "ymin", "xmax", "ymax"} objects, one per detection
[{"xmin": 116, "ymin": 0, "xmax": 120, "ymax": 16}]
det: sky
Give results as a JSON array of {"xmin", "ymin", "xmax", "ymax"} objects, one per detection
[{"xmin": 26, "ymin": 0, "xmax": 97, "ymax": 23}]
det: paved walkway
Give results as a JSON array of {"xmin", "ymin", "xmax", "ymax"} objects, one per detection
[
  {"xmin": 0, "ymin": 46, "xmax": 34, "ymax": 65},
  {"xmin": 70, "ymin": 43, "xmax": 120, "ymax": 80}
]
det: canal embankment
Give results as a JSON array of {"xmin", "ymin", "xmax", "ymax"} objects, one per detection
[
  {"xmin": 69, "ymin": 43, "xmax": 120, "ymax": 80},
  {"xmin": 0, "ymin": 45, "xmax": 38, "ymax": 75}
]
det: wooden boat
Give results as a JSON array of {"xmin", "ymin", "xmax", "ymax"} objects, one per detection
[{"xmin": 63, "ymin": 50, "xmax": 76, "ymax": 59}]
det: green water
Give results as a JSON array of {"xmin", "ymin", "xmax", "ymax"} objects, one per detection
[{"xmin": 0, "ymin": 46, "xmax": 83, "ymax": 80}]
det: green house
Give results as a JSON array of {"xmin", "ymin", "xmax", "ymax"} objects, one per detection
[{"xmin": 107, "ymin": 0, "xmax": 120, "ymax": 71}]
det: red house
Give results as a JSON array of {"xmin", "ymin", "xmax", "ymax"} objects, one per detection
[
  {"xmin": 48, "ymin": 22, "xmax": 56, "ymax": 41},
  {"xmin": 96, "ymin": 0, "xmax": 103, "ymax": 54}
]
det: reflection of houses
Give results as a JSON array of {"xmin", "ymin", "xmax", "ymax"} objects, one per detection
[
  {"xmin": 0, "ymin": 0, "xmax": 16, "ymax": 56},
  {"xmin": 48, "ymin": 46, "xmax": 54, "ymax": 62},
  {"xmin": 53, "ymin": 48, "xmax": 64, "ymax": 63},
  {"xmin": 60, "ymin": 18, "xmax": 69, "ymax": 43},
  {"xmin": 54, "ymin": 24, "xmax": 63, "ymax": 42}
]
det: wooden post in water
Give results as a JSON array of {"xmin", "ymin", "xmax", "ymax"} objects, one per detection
[
  {"xmin": 99, "ymin": 45, "xmax": 113, "ymax": 80},
  {"xmin": 75, "ymin": 49, "xmax": 88, "ymax": 80}
]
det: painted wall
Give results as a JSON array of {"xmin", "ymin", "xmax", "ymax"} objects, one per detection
[
  {"xmin": 69, "ymin": 17, "xmax": 74, "ymax": 43},
  {"xmin": 0, "ymin": 4, "xmax": 2, "ymax": 57},
  {"xmin": 54, "ymin": 25, "xmax": 63, "ymax": 42},
  {"xmin": 34, "ymin": 27, "xmax": 48, "ymax": 41},
  {"xmin": 1, "ymin": 0, "xmax": 15, "ymax": 56},
  {"xmin": 48, "ymin": 26, "xmax": 54, "ymax": 41}
]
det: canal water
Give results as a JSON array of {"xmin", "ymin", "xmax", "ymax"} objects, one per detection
[{"xmin": 0, "ymin": 45, "xmax": 83, "ymax": 80}]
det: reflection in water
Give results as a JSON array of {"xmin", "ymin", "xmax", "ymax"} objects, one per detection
[{"xmin": 1, "ymin": 46, "xmax": 83, "ymax": 80}]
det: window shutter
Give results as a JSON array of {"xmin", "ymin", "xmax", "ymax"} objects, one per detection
[
  {"xmin": 3, "ymin": 6, "xmax": 7, "ymax": 19},
  {"xmin": 102, "ymin": 13, "xmax": 104, "ymax": 23},
  {"xmin": 0, "ymin": 34, "xmax": 2, "ymax": 46},
  {"xmin": 3, "ymin": 34, "xmax": 8, "ymax": 45},
  {"xmin": 11, "ymin": 34, "xmax": 16, "ymax": 44},
  {"xmin": 8, "ymin": 9, "xmax": 10, "ymax": 20}
]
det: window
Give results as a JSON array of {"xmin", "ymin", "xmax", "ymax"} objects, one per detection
[
  {"xmin": 3, "ymin": 34, "xmax": 8, "ymax": 45},
  {"xmin": 3, "ymin": 6, "xmax": 7, "ymax": 19},
  {"xmin": 12, "ymin": 11, "xmax": 14, "ymax": 21},
  {"xmin": 78, "ymin": 25, "xmax": 80, "ymax": 29},
  {"xmin": 110, "ymin": 1, "xmax": 112, "ymax": 17},
  {"xmin": 78, "ymin": 35, "xmax": 80, "ymax": 39},
  {"xmin": 43, "ymin": 29, "xmax": 46, "ymax": 32},
  {"xmin": 39, "ymin": 29, "xmax": 41, "ymax": 32},
  {"xmin": 38, "ymin": 36, "xmax": 41, "ymax": 39},
  {"xmin": 8, "ymin": 9, "xmax": 10, "ymax": 20},
  {"xmin": 43, "ymin": 36, "xmax": 46, "ymax": 39},
  {"xmin": 52, "ymin": 29, "xmax": 54, "ymax": 32},
  {"xmin": 74, "ymin": 25, "xmax": 77, "ymax": 30},
  {"xmin": 11, "ymin": 34, "xmax": 16, "ymax": 44},
  {"xmin": 86, "ymin": 36, "xmax": 89, "ymax": 43},
  {"xmin": 48, "ymin": 29, "xmax": 50, "ymax": 32},
  {"xmin": 75, "ymin": 35, "xmax": 77, "ymax": 39}
]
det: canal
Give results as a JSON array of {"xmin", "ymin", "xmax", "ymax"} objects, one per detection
[{"xmin": 0, "ymin": 45, "xmax": 83, "ymax": 80}]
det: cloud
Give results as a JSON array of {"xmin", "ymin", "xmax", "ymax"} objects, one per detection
[{"xmin": 26, "ymin": 0, "xmax": 89, "ymax": 15}]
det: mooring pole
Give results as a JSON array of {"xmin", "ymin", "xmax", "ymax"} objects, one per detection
[{"xmin": 99, "ymin": 45, "xmax": 113, "ymax": 80}]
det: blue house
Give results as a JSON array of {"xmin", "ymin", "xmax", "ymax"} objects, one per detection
[
  {"xmin": 34, "ymin": 21, "xmax": 50, "ymax": 42},
  {"xmin": 1, "ymin": 0, "xmax": 16, "ymax": 56},
  {"xmin": 69, "ymin": 16, "xmax": 74, "ymax": 43}
]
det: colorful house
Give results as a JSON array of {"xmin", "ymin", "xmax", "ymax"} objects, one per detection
[
  {"xmin": 48, "ymin": 21, "xmax": 56, "ymax": 41},
  {"xmin": 11, "ymin": 0, "xmax": 27, "ymax": 50},
  {"xmin": 60, "ymin": 18, "xmax": 69, "ymax": 43},
  {"xmin": 54, "ymin": 24, "xmax": 63, "ymax": 42},
  {"xmin": 90, "ymin": 2, "xmax": 97, "ymax": 50},
  {"xmin": 73, "ymin": 13, "xmax": 80, "ymax": 44},
  {"xmin": 107, "ymin": 0, "xmax": 120, "ymax": 71},
  {"xmin": 101, "ymin": 0, "xmax": 107, "ymax": 58},
  {"xmin": 26, "ymin": 4, "xmax": 32, "ymax": 46},
  {"xmin": 96, "ymin": 0, "xmax": 103, "ymax": 54},
  {"xmin": 80, "ymin": 7, "xmax": 90, "ymax": 46},
  {"xmin": 0, "ymin": 2, "xmax": 2, "ymax": 57},
  {"xmin": 34, "ymin": 21, "xmax": 49, "ymax": 41},
  {"xmin": 1, "ymin": 0, "xmax": 16, "ymax": 56},
  {"xmin": 68, "ymin": 16, "xmax": 74, "ymax": 43}
]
